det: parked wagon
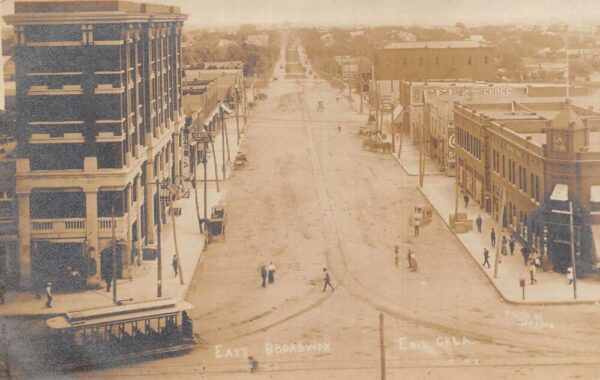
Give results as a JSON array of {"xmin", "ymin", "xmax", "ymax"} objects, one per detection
[{"xmin": 207, "ymin": 205, "xmax": 226, "ymax": 242}]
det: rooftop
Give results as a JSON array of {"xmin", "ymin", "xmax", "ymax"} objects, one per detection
[
  {"xmin": 14, "ymin": 0, "xmax": 181, "ymax": 14},
  {"xmin": 383, "ymin": 40, "xmax": 490, "ymax": 50},
  {"xmin": 5, "ymin": 0, "xmax": 188, "ymax": 24}
]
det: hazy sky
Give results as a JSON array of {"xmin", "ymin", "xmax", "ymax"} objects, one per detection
[{"xmin": 3, "ymin": 0, "xmax": 600, "ymax": 27}]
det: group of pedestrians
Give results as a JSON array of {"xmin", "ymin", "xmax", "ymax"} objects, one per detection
[
  {"xmin": 259, "ymin": 262, "xmax": 334, "ymax": 292},
  {"xmin": 260, "ymin": 263, "xmax": 277, "ymax": 288}
]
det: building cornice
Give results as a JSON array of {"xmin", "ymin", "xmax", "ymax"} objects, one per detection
[{"xmin": 4, "ymin": 12, "xmax": 187, "ymax": 26}]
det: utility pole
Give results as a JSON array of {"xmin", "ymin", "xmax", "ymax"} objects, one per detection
[
  {"xmin": 359, "ymin": 72, "xmax": 363, "ymax": 114},
  {"xmin": 210, "ymin": 139, "xmax": 220, "ymax": 192},
  {"xmin": 111, "ymin": 206, "xmax": 117, "ymax": 304},
  {"xmin": 419, "ymin": 124, "xmax": 425, "ymax": 188},
  {"xmin": 156, "ymin": 179, "xmax": 163, "ymax": 298},
  {"xmin": 390, "ymin": 105, "xmax": 395, "ymax": 153},
  {"xmin": 494, "ymin": 187, "xmax": 507, "ymax": 279},
  {"xmin": 220, "ymin": 105, "xmax": 231, "ymax": 164},
  {"xmin": 379, "ymin": 313, "xmax": 386, "ymax": 380},
  {"xmin": 168, "ymin": 188, "xmax": 184, "ymax": 285},
  {"xmin": 398, "ymin": 120, "xmax": 404, "ymax": 159},
  {"xmin": 203, "ymin": 136, "xmax": 210, "ymax": 248},
  {"xmin": 234, "ymin": 86, "xmax": 241, "ymax": 145},
  {"xmin": 193, "ymin": 175, "xmax": 202, "ymax": 233},
  {"xmin": 568, "ymin": 201, "xmax": 577, "ymax": 299},
  {"xmin": 242, "ymin": 75, "xmax": 248, "ymax": 126},
  {"xmin": 220, "ymin": 107, "xmax": 226, "ymax": 180}
]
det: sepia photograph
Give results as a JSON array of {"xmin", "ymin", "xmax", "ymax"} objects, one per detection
[{"xmin": 0, "ymin": 0, "xmax": 600, "ymax": 379}]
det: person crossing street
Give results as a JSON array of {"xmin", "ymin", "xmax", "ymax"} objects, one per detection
[{"xmin": 323, "ymin": 268, "xmax": 334, "ymax": 292}]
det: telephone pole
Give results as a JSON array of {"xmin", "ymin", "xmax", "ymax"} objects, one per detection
[
  {"xmin": 494, "ymin": 188, "xmax": 507, "ymax": 279},
  {"xmin": 111, "ymin": 206, "xmax": 117, "ymax": 304},
  {"xmin": 568, "ymin": 201, "xmax": 577, "ymax": 299},
  {"xmin": 155, "ymin": 179, "xmax": 163, "ymax": 297},
  {"xmin": 168, "ymin": 187, "xmax": 184, "ymax": 285}
]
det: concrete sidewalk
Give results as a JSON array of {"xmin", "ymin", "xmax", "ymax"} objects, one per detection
[
  {"xmin": 0, "ymin": 122, "xmax": 246, "ymax": 317},
  {"xmin": 392, "ymin": 147, "xmax": 600, "ymax": 304}
]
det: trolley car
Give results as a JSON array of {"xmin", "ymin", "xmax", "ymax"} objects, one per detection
[{"xmin": 46, "ymin": 298, "xmax": 195, "ymax": 370}]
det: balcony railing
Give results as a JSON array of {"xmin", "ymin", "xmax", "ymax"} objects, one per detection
[{"xmin": 31, "ymin": 218, "xmax": 86, "ymax": 233}]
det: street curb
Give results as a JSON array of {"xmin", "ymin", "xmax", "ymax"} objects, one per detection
[
  {"xmin": 415, "ymin": 186, "xmax": 600, "ymax": 306},
  {"xmin": 390, "ymin": 151, "xmax": 447, "ymax": 178}
]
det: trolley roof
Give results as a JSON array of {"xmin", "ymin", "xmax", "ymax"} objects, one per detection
[{"xmin": 47, "ymin": 298, "xmax": 193, "ymax": 330}]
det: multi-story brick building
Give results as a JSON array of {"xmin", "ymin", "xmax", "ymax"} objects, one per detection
[
  {"xmin": 374, "ymin": 41, "xmax": 496, "ymax": 83},
  {"xmin": 4, "ymin": 0, "xmax": 187, "ymax": 290},
  {"xmin": 454, "ymin": 99, "xmax": 600, "ymax": 274}
]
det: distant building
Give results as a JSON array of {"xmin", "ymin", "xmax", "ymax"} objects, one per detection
[
  {"xmin": 217, "ymin": 39, "xmax": 237, "ymax": 48},
  {"xmin": 320, "ymin": 33, "xmax": 335, "ymax": 47},
  {"xmin": 454, "ymin": 99, "xmax": 600, "ymax": 274},
  {"xmin": 4, "ymin": 0, "xmax": 187, "ymax": 289},
  {"xmin": 374, "ymin": 40, "xmax": 496, "ymax": 82},
  {"xmin": 244, "ymin": 34, "xmax": 269, "ymax": 47}
]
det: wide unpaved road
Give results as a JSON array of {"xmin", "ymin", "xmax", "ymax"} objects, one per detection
[{"xmin": 85, "ymin": 45, "xmax": 600, "ymax": 380}]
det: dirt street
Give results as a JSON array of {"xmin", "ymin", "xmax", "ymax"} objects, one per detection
[{"xmin": 79, "ymin": 42, "xmax": 600, "ymax": 380}]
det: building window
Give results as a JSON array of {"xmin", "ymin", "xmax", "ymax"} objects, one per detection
[
  {"xmin": 484, "ymin": 56, "xmax": 488, "ymax": 64},
  {"xmin": 530, "ymin": 173, "xmax": 535, "ymax": 198},
  {"xmin": 403, "ymin": 57, "xmax": 407, "ymax": 65},
  {"xmin": 0, "ymin": 191, "xmax": 13, "ymax": 220},
  {"xmin": 419, "ymin": 57, "xmax": 423, "ymax": 66},
  {"xmin": 435, "ymin": 57, "xmax": 439, "ymax": 65}
]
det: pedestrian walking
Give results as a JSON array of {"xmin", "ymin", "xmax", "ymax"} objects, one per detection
[
  {"xmin": 521, "ymin": 246, "xmax": 530, "ymax": 266},
  {"xmin": 482, "ymin": 248, "xmax": 491, "ymax": 268},
  {"xmin": 45, "ymin": 282, "xmax": 53, "ymax": 308},
  {"xmin": 172, "ymin": 255, "xmax": 178, "ymax": 277},
  {"xmin": 529, "ymin": 263, "xmax": 538, "ymax": 285},
  {"xmin": 323, "ymin": 268, "xmax": 334, "ymax": 292},
  {"xmin": 409, "ymin": 251, "xmax": 418, "ymax": 272},
  {"xmin": 268, "ymin": 262, "xmax": 276, "ymax": 284},
  {"xmin": 0, "ymin": 279, "xmax": 5, "ymax": 304},
  {"xmin": 534, "ymin": 256, "xmax": 541, "ymax": 269},
  {"xmin": 501, "ymin": 235, "xmax": 507, "ymax": 247},
  {"xmin": 414, "ymin": 220, "xmax": 420, "ymax": 237},
  {"xmin": 509, "ymin": 238, "xmax": 515, "ymax": 256},
  {"xmin": 260, "ymin": 264, "xmax": 267, "ymax": 288},
  {"xmin": 475, "ymin": 215, "xmax": 482, "ymax": 233},
  {"xmin": 567, "ymin": 266, "xmax": 574, "ymax": 285},
  {"xmin": 490, "ymin": 228, "xmax": 496, "ymax": 247},
  {"xmin": 501, "ymin": 240, "xmax": 508, "ymax": 256},
  {"xmin": 463, "ymin": 194, "xmax": 470, "ymax": 208},
  {"xmin": 338, "ymin": 123, "xmax": 341, "ymax": 133},
  {"xmin": 394, "ymin": 246, "xmax": 399, "ymax": 268}
]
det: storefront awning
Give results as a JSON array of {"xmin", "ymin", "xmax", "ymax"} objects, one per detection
[
  {"xmin": 591, "ymin": 186, "xmax": 600, "ymax": 203},
  {"xmin": 204, "ymin": 107, "xmax": 219, "ymax": 127},
  {"xmin": 392, "ymin": 104, "xmax": 404, "ymax": 122},
  {"xmin": 220, "ymin": 103, "xmax": 233, "ymax": 114},
  {"xmin": 550, "ymin": 184, "xmax": 569, "ymax": 201}
]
